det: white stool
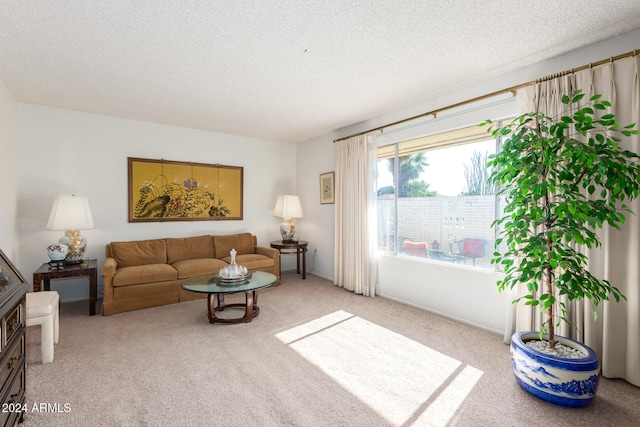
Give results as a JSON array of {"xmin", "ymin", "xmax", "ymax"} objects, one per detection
[{"xmin": 26, "ymin": 291, "xmax": 60, "ymax": 364}]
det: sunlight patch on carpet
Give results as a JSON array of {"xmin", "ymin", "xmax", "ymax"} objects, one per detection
[{"xmin": 276, "ymin": 310, "xmax": 483, "ymax": 426}]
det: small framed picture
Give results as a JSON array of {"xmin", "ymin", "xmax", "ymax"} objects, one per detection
[{"xmin": 320, "ymin": 172, "xmax": 335, "ymax": 204}]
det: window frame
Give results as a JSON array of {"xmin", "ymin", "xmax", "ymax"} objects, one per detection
[{"xmin": 374, "ymin": 96, "xmax": 516, "ymax": 270}]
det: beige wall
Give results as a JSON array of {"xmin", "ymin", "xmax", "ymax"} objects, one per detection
[
  {"xmin": 16, "ymin": 104, "xmax": 297, "ymax": 301},
  {"xmin": 0, "ymin": 80, "xmax": 19, "ymax": 260}
]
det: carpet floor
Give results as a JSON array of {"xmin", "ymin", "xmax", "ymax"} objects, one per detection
[{"xmin": 23, "ymin": 272, "xmax": 640, "ymax": 426}]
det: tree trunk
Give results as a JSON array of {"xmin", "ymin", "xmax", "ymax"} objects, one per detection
[{"xmin": 546, "ymin": 264, "xmax": 556, "ymax": 348}]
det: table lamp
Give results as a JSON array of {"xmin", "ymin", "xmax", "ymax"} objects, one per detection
[
  {"xmin": 273, "ymin": 195, "xmax": 303, "ymax": 242},
  {"xmin": 46, "ymin": 195, "xmax": 95, "ymax": 263}
]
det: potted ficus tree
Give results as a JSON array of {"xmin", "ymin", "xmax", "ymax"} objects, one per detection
[{"xmin": 481, "ymin": 90, "xmax": 640, "ymax": 407}]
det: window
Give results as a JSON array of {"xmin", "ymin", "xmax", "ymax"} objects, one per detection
[{"xmin": 377, "ymin": 122, "xmax": 508, "ymax": 269}]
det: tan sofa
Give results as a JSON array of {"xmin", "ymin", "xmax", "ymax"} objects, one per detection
[{"xmin": 100, "ymin": 233, "xmax": 280, "ymax": 316}]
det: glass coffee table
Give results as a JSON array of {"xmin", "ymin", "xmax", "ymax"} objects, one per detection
[{"xmin": 182, "ymin": 271, "xmax": 277, "ymax": 324}]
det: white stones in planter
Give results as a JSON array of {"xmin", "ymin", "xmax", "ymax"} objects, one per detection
[{"xmin": 526, "ymin": 339, "xmax": 587, "ymax": 359}]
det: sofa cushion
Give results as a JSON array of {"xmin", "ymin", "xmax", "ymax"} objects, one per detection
[
  {"xmin": 222, "ymin": 253, "xmax": 274, "ymax": 270},
  {"xmin": 113, "ymin": 264, "xmax": 178, "ymax": 287},
  {"xmin": 110, "ymin": 239, "xmax": 167, "ymax": 268},
  {"xmin": 166, "ymin": 235, "xmax": 216, "ymax": 264},
  {"xmin": 214, "ymin": 233, "xmax": 255, "ymax": 257},
  {"xmin": 172, "ymin": 258, "xmax": 228, "ymax": 279}
]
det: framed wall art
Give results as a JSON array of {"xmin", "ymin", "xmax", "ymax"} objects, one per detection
[
  {"xmin": 128, "ymin": 157, "xmax": 243, "ymax": 222},
  {"xmin": 320, "ymin": 172, "xmax": 335, "ymax": 204}
]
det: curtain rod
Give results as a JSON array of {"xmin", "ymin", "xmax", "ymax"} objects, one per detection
[{"xmin": 333, "ymin": 48, "xmax": 639, "ymax": 143}]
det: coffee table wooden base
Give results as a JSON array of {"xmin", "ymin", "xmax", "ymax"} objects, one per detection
[
  {"xmin": 207, "ymin": 291, "xmax": 260, "ymax": 324},
  {"xmin": 183, "ymin": 271, "xmax": 275, "ymax": 325}
]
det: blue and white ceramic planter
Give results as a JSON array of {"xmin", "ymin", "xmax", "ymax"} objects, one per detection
[{"xmin": 510, "ymin": 331, "xmax": 600, "ymax": 407}]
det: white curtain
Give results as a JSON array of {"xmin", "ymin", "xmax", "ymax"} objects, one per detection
[
  {"xmin": 334, "ymin": 133, "xmax": 379, "ymax": 296},
  {"xmin": 508, "ymin": 55, "xmax": 640, "ymax": 386}
]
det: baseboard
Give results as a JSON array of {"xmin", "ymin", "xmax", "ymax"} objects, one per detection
[
  {"xmin": 380, "ymin": 293, "xmax": 505, "ymax": 337},
  {"xmin": 281, "ymin": 269, "xmax": 334, "ymax": 282}
]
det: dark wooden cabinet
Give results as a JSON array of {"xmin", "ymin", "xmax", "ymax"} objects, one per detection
[{"xmin": 0, "ymin": 250, "xmax": 29, "ymax": 426}]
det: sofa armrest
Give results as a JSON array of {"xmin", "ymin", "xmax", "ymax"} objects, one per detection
[
  {"xmin": 255, "ymin": 245, "xmax": 280, "ymax": 285},
  {"xmin": 101, "ymin": 257, "xmax": 117, "ymax": 277},
  {"xmin": 255, "ymin": 245, "xmax": 278, "ymax": 259},
  {"xmin": 101, "ymin": 257, "xmax": 118, "ymax": 315}
]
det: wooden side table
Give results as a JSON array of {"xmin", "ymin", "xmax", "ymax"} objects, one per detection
[
  {"xmin": 33, "ymin": 259, "xmax": 98, "ymax": 315},
  {"xmin": 270, "ymin": 240, "xmax": 308, "ymax": 279}
]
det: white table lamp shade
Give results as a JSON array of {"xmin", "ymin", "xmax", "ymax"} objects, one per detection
[
  {"xmin": 273, "ymin": 195, "xmax": 303, "ymax": 219},
  {"xmin": 46, "ymin": 195, "xmax": 95, "ymax": 230}
]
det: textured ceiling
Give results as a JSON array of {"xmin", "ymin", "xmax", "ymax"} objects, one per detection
[{"xmin": 1, "ymin": 1, "xmax": 640, "ymax": 142}]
